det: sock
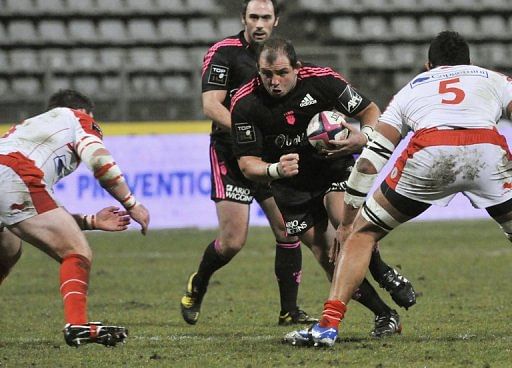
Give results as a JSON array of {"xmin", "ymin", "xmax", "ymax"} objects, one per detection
[
  {"xmin": 352, "ymin": 278, "xmax": 392, "ymax": 316},
  {"xmin": 195, "ymin": 240, "xmax": 231, "ymax": 290},
  {"xmin": 319, "ymin": 299, "xmax": 346, "ymax": 328},
  {"xmin": 368, "ymin": 246, "xmax": 392, "ymax": 284},
  {"xmin": 275, "ymin": 240, "xmax": 302, "ymax": 314},
  {"xmin": 60, "ymin": 254, "xmax": 91, "ymax": 325}
]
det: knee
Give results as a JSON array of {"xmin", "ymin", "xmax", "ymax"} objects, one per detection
[
  {"xmin": 216, "ymin": 237, "xmax": 245, "ymax": 258},
  {"xmin": 355, "ymin": 158, "xmax": 377, "ymax": 175}
]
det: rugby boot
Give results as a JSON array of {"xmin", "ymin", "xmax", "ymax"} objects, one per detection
[
  {"xmin": 180, "ymin": 272, "xmax": 206, "ymax": 325},
  {"xmin": 379, "ymin": 268, "xmax": 416, "ymax": 309},
  {"xmin": 278, "ymin": 308, "xmax": 319, "ymax": 326},
  {"xmin": 63, "ymin": 322, "xmax": 128, "ymax": 347},
  {"xmin": 371, "ymin": 310, "xmax": 402, "ymax": 338},
  {"xmin": 282, "ymin": 327, "xmax": 313, "ymax": 346},
  {"xmin": 311, "ymin": 323, "xmax": 338, "ymax": 347}
]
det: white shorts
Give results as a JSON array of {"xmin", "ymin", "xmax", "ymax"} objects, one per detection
[
  {"xmin": 0, "ymin": 152, "xmax": 58, "ymax": 226},
  {"xmin": 384, "ymin": 127, "xmax": 512, "ymax": 209}
]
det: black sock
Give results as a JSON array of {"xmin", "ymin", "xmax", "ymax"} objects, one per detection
[
  {"xmin": 275, "ymin": 240, "xmax": 302, "ymax": 313},
  {"xmin": 368, "ymin": 247, "xmax": 392, "ymax": 284},
  {"xmin": 195, "ymin": 240, "xmax": 231, "ymax": 290},
  {"xmin": 352, "ymin": 278, "xmax": 392, "ymax": 316}
]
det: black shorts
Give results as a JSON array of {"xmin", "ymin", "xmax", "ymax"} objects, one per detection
[
  {"xmin": 271, "ymin": 162, "xmax": 352, "ymax": 236},
  {"xmin": 209, "ymin": 139, "xmax": 272, "ymax": 204}
]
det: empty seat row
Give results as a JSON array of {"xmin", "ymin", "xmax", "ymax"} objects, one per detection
[
  {"xmin": 330, "ymin": 15, "xmax": 512, "ymax": 41},
  {"xmin": 0, "ymin": 18, "xmax": 242, "ymax": 45},
  {"xmin": 0, "ymin": 74, "xmax": 192, "ymax": 97},
  {"xmin": 0, "ymin": 47, "xmax": 203, "ymax": 73},
  {"xmin": 299, "ymin": 0, "xmax": 511, "ymax": 12},
  {"xmin": 3, "ymin": 0, "xmax": 220, "ymax": 15}
]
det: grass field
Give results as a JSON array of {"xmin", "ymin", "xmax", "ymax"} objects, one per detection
[{"xmin": 1, "ymin": 220, "xmax": 512, "ymax": 367}]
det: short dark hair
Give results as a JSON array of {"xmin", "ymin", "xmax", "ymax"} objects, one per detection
[
  {"xmin": 47, "ymin": 89, "xmax": 95, "ymax": 112},
  {"xmin": 258, "ymin": 37, "xmax": 298, "ymax": 68},
  {"xmin": 428, "ymin": 31, "xmax": 470, "ymax": 68},
  {"xmin": 242, "ymin": 0, "xmax": 279, "ymax": 18}
]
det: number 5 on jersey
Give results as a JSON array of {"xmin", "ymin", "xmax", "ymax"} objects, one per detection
[{"xmin": 439, "ymin": 78, "xmax": 465, "ymax": 105}]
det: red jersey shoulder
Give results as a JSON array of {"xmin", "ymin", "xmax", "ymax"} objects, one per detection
[{"xmin": 71, "ymin": 109, "xmax": 103, "ymax": 139}]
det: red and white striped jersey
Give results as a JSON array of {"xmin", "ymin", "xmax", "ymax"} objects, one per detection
[
  {"xmin": 381, "ymin": 65, "xmax": 512, "ymax": 134},
  {"xmin": 0, "ymin": 107, "xmax": 103, "ymax": 189}
]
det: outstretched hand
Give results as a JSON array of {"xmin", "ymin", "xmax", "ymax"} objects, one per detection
[{"xmin": 95, "ymin": 206, "xmax": 131, "ymax": 231}]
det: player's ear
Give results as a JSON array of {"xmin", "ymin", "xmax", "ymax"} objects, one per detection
[
  {"xmin": 274, "ymin": 17, "xmax": 279, "ymax": 27},
  {"xmin": 424, "ymin": 61, "xmax": 431, "ymax": 71}
]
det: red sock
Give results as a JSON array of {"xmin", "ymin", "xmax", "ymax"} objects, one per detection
[
  {"xmin": 319, "ymin": 299, "xmax": 347, "ymax": 328},
  {"xmin": 60, "ymin": 254, "xmax": 91, "ymax": 325}
]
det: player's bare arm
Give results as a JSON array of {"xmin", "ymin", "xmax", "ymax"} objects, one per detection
[
  {"xmin": 325, "ymin": 102, "xmax": 381, "ymax": 156},
  {"xmin": 238, "ymin": 153, "xmax": 299, "ymax": 182},
  {"xmin": 71, "ymin": 206, "xmax": 130, "ymax": 232},
  {"xmin": 202, "ymin": 90, "xmax": 231, "ymax": 131}
]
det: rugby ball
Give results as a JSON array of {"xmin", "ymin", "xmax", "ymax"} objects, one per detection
[{"xmin": 306, "ymin": 110, "xmax": 349, "ymax": 151}]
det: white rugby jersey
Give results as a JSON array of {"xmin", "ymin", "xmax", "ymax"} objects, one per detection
[
  {"xmin": 0, "ymin": 107, "xmax": 103, "ymax": 189},
  {"xmin": 381, "ymin": 65, "xmax": 512, "ymax": 135}
]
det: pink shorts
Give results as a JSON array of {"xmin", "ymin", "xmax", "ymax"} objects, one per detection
[
  {"xmin": 0, "ymin": 152, "xmax": 58, "ymax": 226},
  {"xmin": 385, "ymin": 127, "xmax": 512, "ymax": 209}
]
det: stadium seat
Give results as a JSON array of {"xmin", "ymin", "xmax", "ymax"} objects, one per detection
[
  {"xmin": 329, "ymin": 17, "xmax": 362, "ymax": 41},
  {"xmin": 96, "ymin": 0, "xmax": 126, "ymax": 14},
  {"xmin": 479, "ymin": 0, "xmax": 509, "ymax": 10},
  {"xmin": 421, "ymin": 0, "xmax": 452, "ymax": 10},
  {"xmin": 74, "ymin": 76, "xmax": 101, "ymax": 96},
  {"xmin": 298, "ymin": 0, "xmax": 330, "ymax": 12},
  {"xmin": 39, "ymin": 20, "xmax": 69, "ymax": 44},
  {"xmin": 0, "ymin": 51, "xmax": 8, "ymax": 72},
  {"xmin": 394, "ymin": 71, "xmax": 414, "ymax": 90},
  {"xmin": 388, "ymin": 0, "xmax": 417, "ymax": 11},
  {"xmin": 41, "ymin": 49, "xmax": 70, "ymax": 72},
  {"xmin": 97, "ymin": 20, "xmax": 128, "ymax": 44},
  {"xmin": 450, "ymin": 0, "xmax": 478, "ymax": 10},
  {"xmin": 418, "ymin": 16, "xmax": 447, "ymax": 39},
  {"xmin": 127, "ymin": 19, "xmax": 158, "ymax": 43},
  {"xmin": 67, "ymin": 0, "xmax": 96, "ymax": 14},
  {"xmin": 100, "ymin": 75, "xmax": 123, "ymax": 95},
  {"xmin": 34, "ymin": 0, "xmax": 67, "ymax": 14},
  {"xmin": 330, "ymin": 0, "xmax": 363, "ymax": 12},
  {"xmin": 12, "ymin": 77, "xmax": 41, "ymax": 96},
  {"xmin": 155, "ymin": 0, "xmax": 190, "ymax": 14},
  {"xmin": 161, "ymin": 75, "xmax": 191, "ymax": 95},
  {"xmin": 449, "ymin": 16, "xmax": 479, "ymax": 39},
  {"xmin": 159, "ymin": 48, "xmax": 192, "ymax": 72},
  {"xmin": 0, "ymin": 23, "xmax": 8, "ymax": 45},
  {"xmin": 392, "ymin": 45, "xmax": 420, "ymax": 68},
  {"xmin": 49, "ymin": 76, "xmax": 73, "ymax": 93},
  {"xmin": 158, "ymin": 19, "xmax": 189, "ymax": 43},
  {"xmin": 479, "ymin": 15, "xmax": 507, "ymax": 38},
  {"xmin": 70, "ymin": 49, "xmax": 98, "ymax": 72},
  {"xmin": 9, "ymin": 49, "xmax": 41, "ymax": 72},
  {"xmin": 128, "ymin": 48, "xmax": 160, "ymax": 71},
  {"xmin": 390, "ymin": 17, "xmax": 418, "ymax": 41},
  {"xmin": 7, "ymin": 20, "xmax": 39, "ymax": 44},
  {"xmin": 218, "ymin": 18, "xmax": 242, "ymax": 37},
  {"xmin": 482, "ymin": 43, "xmax": 509, "ymax": 67},
  {"xmin": 360, "ymin": 16, "xmax": 390, "ymax": 41},
  {"xmin": 130, "ymin": 75, "xmax": 161, "ymax": 94},
  {"xmin": 5, "ymin": 0, "xmax": 36, "ymax": 14},
  {"xmin": 125, "ymin": 0, "xmax": 157, "ymax": 14},
  {"xmin": 187, "ymin": 18, "xmax": 218, "ymax": 43},
  {"xmin": 361, "ymin": 45, "xmax": 390, "ymax": 68},
  {"xmin": 69, "ymin": 20, "xmax": 98, "ymax": 43},
  {"xmin": 0, "ymin": 78, "xmax": 10, "ymax": 97},
  {"xmin": 186, "ymin": 0, "xmax": 219, "ymax": 14},
  {"xmin": 98, "ymin": 48, "xmax": 126, "ymax": 71}
]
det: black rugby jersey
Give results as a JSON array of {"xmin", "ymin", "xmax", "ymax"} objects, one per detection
[
  {"xmin": 230, "ymin": 64, "xmax": 372, "ymax": 191},
  {"xmin": 201, "ymin": 31, "xmax": 260, "ymax": 144}
]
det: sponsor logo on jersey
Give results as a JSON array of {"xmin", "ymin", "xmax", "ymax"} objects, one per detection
[
  {"xmin": 234, "ymin": 122, "xmax": 256, "ymax": 143},
  {"xmin": 274, "ymin": 132, "xmax": 307, "ymax": 148},
  {"xmin": 339, "ymin": 85, "xmax": 362, "ymax": 113},
  {"xmin": 299, "ymin": 93, "xmax": 317, "ymax": 107},
  {"xmin": 285, "ymin": 219, "xmax": 308, "ymax": 234},
  {"xmin": 225, "ymin": 184, "xmax": 253, "ymax": 202},
  {"xmin": 208, "ymin": 64, "xmax": 229, "ymax": 86},
  {"xmin": 284, "ymin": 111, "xmax": 296, "ymax": 125}
]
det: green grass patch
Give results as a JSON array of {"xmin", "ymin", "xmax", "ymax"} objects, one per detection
[{"xmin": 1, "ymin": 220, "xmax": 512, "ymax": 367}]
